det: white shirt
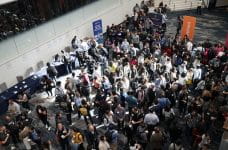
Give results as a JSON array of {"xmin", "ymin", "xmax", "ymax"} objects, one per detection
[
  {"xmin": 178, "ymin": 64, "xmax": 187, "ymax": 74},
  {"xmin": 80, "ymin": 41, "xmax": 90, "ymax": 51},
  {"xmin": 197, "ymin": 46, "xmax": 204, "ymax": 52},
  {"xmin": 193, "ymin": 68, "xmax": 202, "ymax": 80},
  {"xmin": 93, "ymin": 67, "xmax": 102, "ymax": 78},
  {"xmin": 74, "ymin": 37, "xmax": 81, "ymax": 47},
  {"xmin": 121, "ymin": 41, "xmax": 130, "ymax": 52},
  {"xmin": 138, "ymin": 55, "xmax": 144, "ymax": 64},
  {"xmin": 187, "ymin": 41, "xmax": 193, "ymax": 51},
  {"xmin": 123, "ymin": 65, "xmax": 131, "ymax": 77},
  {"xmin": 98, "ymin": 141, "xmax": 110, "ymax": 150},
  {"xmin": 166, "ymin": 61, "xmax": 173, "ymax": 72},
  {"xmin": 178, "ymin": 76, "xmax": 187, "ymax": 85},
  {"xmin": 162, "ymin": 14, "xmax": 167, "ymax": 24},
  {"xmin": 123, "ymin": 78, "xmax": 130, "ymax": 91}
]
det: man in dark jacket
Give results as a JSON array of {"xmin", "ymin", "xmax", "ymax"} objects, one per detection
[{"xmin": 46, "ymin": 62, "xmax": 58, "ymax": 81}]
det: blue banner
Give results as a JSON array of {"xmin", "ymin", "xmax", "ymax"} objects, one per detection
[
  {"xmin": 92, "ymin": 19, "xmax": 103, "ymax": 44},
  {"xmin": 149, "ymin": 13, "xmax": 162, "ymax": 26}
]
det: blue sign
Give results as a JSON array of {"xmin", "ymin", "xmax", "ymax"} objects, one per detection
[
  {"xmin": 149, "ymin": 13, "xmax": 162, "ymax": 26},
  {"xmin": 93, "ymin": 19, "xmax": 103, "ymax": 44}
]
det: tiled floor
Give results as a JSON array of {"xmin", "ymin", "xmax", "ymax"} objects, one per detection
[{"xmin": 166, "ymin": 7, "xmax": 228, "ymax": 43}]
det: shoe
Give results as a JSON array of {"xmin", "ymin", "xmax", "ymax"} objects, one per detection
[
  {"xmin": 48, "ymin": 127, "xmax": 51, "ymax": 131},
  {"xmin": 28, "ymin": 110, "xmax": 32, "ymax": 114}
]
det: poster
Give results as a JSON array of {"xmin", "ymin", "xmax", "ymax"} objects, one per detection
[
  {"xmin": 181, "ymin": 16, "xmax": 196, "ymax": 40},
  {"xmin": 92, "ymin": 19, "xmax": 103, "ymax": 44}
]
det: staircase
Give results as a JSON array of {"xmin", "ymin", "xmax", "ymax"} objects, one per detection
[{"xmin": 154, "ymin": 0, "xmax": 200, "ymax": 11}]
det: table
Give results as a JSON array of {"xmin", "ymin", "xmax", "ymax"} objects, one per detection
[
  {"xmin": 35, "ymin": 62, "xmax": 68, "ymax": 78},
  {"xmin": 0, "ymin": 61, "xmax": 70, "ymax": 115},
  {"xmin": 0, "ymin": 75, "xmax": 41, "ymax": 115}
]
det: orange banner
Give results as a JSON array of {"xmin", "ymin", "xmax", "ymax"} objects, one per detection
[{"xmin": 181, "ymin": 16, "xmax": 196, "ymax": 40}]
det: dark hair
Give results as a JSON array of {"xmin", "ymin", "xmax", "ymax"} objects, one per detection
[
  {"xmin": 72, "ymin": 72, "xmax": 75, "ymax": 77},
  {"xmin": 100, "ymin": 135, "xmax": 105, "ymax": 141},
  {"xmin": 56, "ymin": 81, "xmax": 61, "ymax": 86}
]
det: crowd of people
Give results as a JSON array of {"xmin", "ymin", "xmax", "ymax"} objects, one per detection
[{"xmin": 0, "ymin": 0, "xmax": 228, "ymax": 150}]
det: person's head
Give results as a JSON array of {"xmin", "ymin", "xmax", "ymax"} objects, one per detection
[
  {"xmin": 149, "ymin": 108, "xmax": 155, "ymax": 113},
  {"xmin": 197, "ymin": 64, "xmax": 201, "ymax": 69},
  {"xmin": 88, "ymin": 124, "xmax": 95, "ymax": 132},
  {"xmin": 72, "ymin": 72, "xmax": 75, "ymax": 77},
  {"xmin": 0, "ymin": 125, "xmax": 6, "ymax": 132},
  {"xmin": 57, "ymin": 123, "xmax": 63, "ymax": 130},
  {"xmin": 8, "ymin": 99, "xmax": 14, "ymax": 105},
  {"xmin": 132, "ymin": 107, "xmax": 138, "ymax": 113},
  {"xmin": 72, "ymin": 127, "xmax": 80, "ymax": 133},
  {"xmin": 46, "ymin": 62, "xmax": 51, "ymax": 67},
  {"xmin": 5, "ymin": 115, "xmax": 11, "ymax": 122},
  {"xmin": 36, "ymin": 105, "xmax": 42, "ymax": 112},
  {"xmin": 56, "ymin": 81, "xmax": 61, "ymax": 87},
  {"xmin": 191, "ymin": 111, "xmax": 196, "ymax": 116},
  {"xmin": 81, "ymin": 99, "xmax": 87, "ymax": 105},
  {"xmin": 154, "ymin": 127, "xmax": 160, "ymax": 133},
  {"xmin": 100, "ymin": 135, "xmax": 106, "ymax": 141},
  {"xmin": 56, "ymin": 112, "xmax": 62, "ymax": 118}
]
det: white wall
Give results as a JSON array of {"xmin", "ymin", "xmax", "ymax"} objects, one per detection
[{"xmin": 0, "ymin": 0, "xmax": 142, "ymax": 87}]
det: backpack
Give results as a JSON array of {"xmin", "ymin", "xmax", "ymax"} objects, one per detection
[
  {"xmin": 72, "ymin": 132, "xmax": 84, "ymax": 144},
  {"xmin": 82, "ymin": 75, "xmax": 89, "ymax": 86},
  {"xmin": 105, "ymin": 130, "xmax": 114, "ymax": 143},
  {"xmin": 79, "ymin": 107, "xmax": 88, "ymax": 116},
  {"xmin": 30, "ymin": 131, "xmax": 40, "ymax": 141}
]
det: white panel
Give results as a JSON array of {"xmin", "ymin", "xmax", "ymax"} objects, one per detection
[
  {"xmin": 83, "ymin": 1, "xmax": 99, "ymax": 20},
  {"xmin": 68, "ymin": 8, "xmax": 84, "ymax": 28},
  {"xmin": 0, "ymin": 38, "xmax": 18, "ymax": 63},
  {"xmin": 35, "ymin": 22, "xmax": 56, "ymax": 44},
  {"xmin": 14, "ymin": 31, "xmax": 38, "ymax": 53},
  {"xmin": 52, "ymin": 15, "xmax": 70, "ymax": 35}
]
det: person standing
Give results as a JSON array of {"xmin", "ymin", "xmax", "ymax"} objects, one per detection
[
  {"xmin": 197, "ymin": 0, "xmax": 203, "ymax": 15},
  {"xmin": 56, "ymin": 123, "xmax": 71, "ymax": 150},
  {"xmin": 114, "ymin": 104, "xmax": 125, "ymax": 130},
  {"xmin": 0, "ymin": 125, "xmax": 10, "ymax": 150},
  {"xmin": 17, "ymin": 92, "xmax": 31, "ymax": 113},
  {"xmin": 144, "ymin": 109, "xmax": 160, "ymax": 140},
  {"xmin": 148, "ymin": 127, "xmax": 164, "ymax": 150},
  {"xmin": 46, "ymin": 62, "xmax": 58, "ymax": 81},
  {"xmin": 36, "ymin": 105, "xmax": 51, "ymax": 130},
  {"xmin": 85, "ymin": 124, "xmax": 99, "ymax": 150},
  {"xmin": 176, "ymin": 16, "xmax": 183, "ymax": 35},
  {"xmin": 61, "ymin": 50, "xmax": 72, "ymax": 74},
  {"xmin": 79, "ymin": 99, "xmax": 93, "ymax": 125}
]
